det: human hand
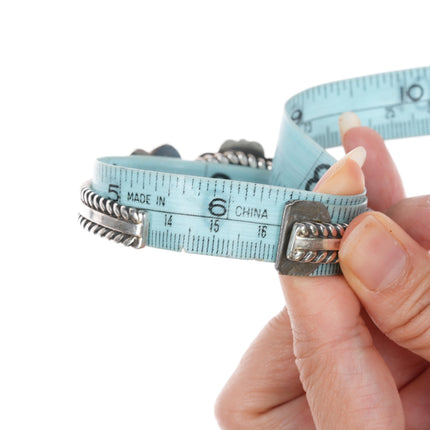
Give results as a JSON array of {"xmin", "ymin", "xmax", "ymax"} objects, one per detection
[{"xmin": 215, "ymin": 112, "xmax": 430, "ymax": 429}]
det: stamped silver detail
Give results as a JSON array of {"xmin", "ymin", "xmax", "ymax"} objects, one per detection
[
  {"xmin": 79, "ymin": 182, "xmax": 149, "ymax": 249},
  {"xmin": 275, "ymin": 201, "xmax": 349, "ymax": 276}
]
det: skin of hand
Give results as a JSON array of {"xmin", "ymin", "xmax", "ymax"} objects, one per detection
[{"xmin": 215, "ymin": 112, "xmax": 430, "ymax": 430}]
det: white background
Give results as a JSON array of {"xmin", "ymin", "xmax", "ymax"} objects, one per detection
[{"xmin": 0, "ymin": 1, "xmax": 429, "ymax": 429}]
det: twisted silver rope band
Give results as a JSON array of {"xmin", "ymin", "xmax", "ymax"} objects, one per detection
[
  {"xmin": 197, "ymin": 150, "xmax": 272, "ymax": 170},
  {"xmin": 287, "ymin": 221, "xmax": 348, "ymax": 264},
  {"xmin": 79, "ymin": 183, "xmax": 147, "ymax": 248}
]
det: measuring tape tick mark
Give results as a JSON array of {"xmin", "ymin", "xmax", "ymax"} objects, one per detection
[{"xmin": 79, "ymin": 67, "xmax": 430, "ymax": 276}]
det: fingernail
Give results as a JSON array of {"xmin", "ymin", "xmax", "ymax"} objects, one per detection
[
  {"xmin": 340, "ymin": 214, "xmax": 408, "ymax": 291},
  {"xmin": 314, "ymin": 147, "xmax": 366, "ymax": 192},
  {"xmin": 338, "ymin": 146, "xmax": 367, "ymax": 168},
  {"xmin": 339, "ymin": 112, "xmax": 361, "ymax": 142}
]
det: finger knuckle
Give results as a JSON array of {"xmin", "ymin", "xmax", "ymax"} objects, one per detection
[
  {"xmin": 294, "ymin": 318, "xmax": 373, "ymax": 390},
  {"xmin": 383, "ymin": 265, "xmax": 430, "ymax": 352},
  {"xmin": 214, "ymin": 392, "xmax": 255, "ymax": 430}
]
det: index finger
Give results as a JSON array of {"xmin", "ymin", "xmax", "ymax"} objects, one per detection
[
  {"xmin": 280, "ymin": 149, "xmax": 403, "ymax": 429},
  {"xmin": 339, "ymin": 112, "xmax": 406, "ymax": 211}
]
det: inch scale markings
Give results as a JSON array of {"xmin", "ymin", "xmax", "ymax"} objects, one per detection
[
  {"xmin": 94, "ymin": 161, "xmax": 365, "ymax": 263},
  {"xmin": 294, "ymin": 68, "xmax": 430, "ymax": 148},
  {"xmin": 273, "ymin": 67, "xmax": 430, "ymax": 191},
  {"xmin": 83, "ymin": 67, "xmax": 429, "ymax": 274},
  {"xmin": 93, "ymin": 165, "xmax": 290, "ymax": 261}
]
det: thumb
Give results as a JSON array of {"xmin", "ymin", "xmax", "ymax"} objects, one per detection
[{"xmin": 339, "ymin": 210, "xmax": 430, "ymax": 361}]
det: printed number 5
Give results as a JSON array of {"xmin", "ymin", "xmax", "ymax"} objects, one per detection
[{"xmin": 108, "ymin": 184, "xmax": 120, "ymax": 202}]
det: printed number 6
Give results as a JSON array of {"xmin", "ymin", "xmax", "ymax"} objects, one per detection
[{"xmin": 208, "ymin": 198, "xmax": 227, "ymax": 217}]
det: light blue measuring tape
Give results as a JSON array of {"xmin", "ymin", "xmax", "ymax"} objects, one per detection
[{"xmin": 79, "ymin": 66, "xmax": 430, "ymax": 276}]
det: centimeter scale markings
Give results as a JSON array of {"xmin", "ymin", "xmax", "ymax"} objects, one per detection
[
  {"xmin": 95, "ymin": 164, "xmax": 285, "ymax": 261},
  {"xmin": 272, "ymin": 67, "xmax": 430, "ymax": 191},
  {"xmin": 92, "ymin": 159, "xmax": 365, "ymax": 265},
  {"xmin": 305, "ymin": 71, "xmax": 430, "ymax": 146},
  {"xmin": 83, "ymin": 66, "xmax": 429, "ymax": 275}
]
